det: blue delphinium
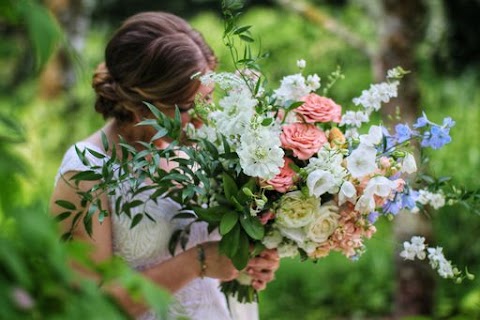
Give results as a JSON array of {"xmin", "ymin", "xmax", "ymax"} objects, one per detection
[
  {"xmin": 394, "ymin": 123, "xmax": 414, "ymax": 143},
  {"xmin": 383, "ymin": 189, "xmax": 419, "ymax": 215},
  {"xmin": 421, "ymin": 125, "xmax": 452, "ymax": 149},
  {"xmin": 410, "ymin": 113, "xmax": 455, "ymax": 150}
]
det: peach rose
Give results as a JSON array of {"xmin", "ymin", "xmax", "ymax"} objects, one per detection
[
  {"xmin": 296, "ymin": 93, "xmax": 342, "ymax": 123},
  {"xmin": 280, "ymin": 123, "xmax": 327, "ymax": 160},
  {"xmin": 265, "ymin": 157, "xmax": 297, "ymax": 193}
]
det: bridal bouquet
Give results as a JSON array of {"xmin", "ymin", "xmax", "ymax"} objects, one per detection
[{"xmin": 172, "ymin": 61, "xmax": 466, "ymax": 301}]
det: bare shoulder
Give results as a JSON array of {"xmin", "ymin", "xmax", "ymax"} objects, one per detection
[{"xmin": 50, "ymin": 170, "xmax": 113, "ymax": 262}]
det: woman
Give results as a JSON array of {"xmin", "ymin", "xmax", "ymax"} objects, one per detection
[{"xmin": 50, "ymin": 12, "xmax": 279, "ymax": 320}]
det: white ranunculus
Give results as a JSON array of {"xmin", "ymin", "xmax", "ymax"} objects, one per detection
[
  {"xmin": 306, "ymin": 169, "xmax": 336, "ymax": 198},
  {"xmin": 275, "ymin": 191, "xmax": 320, "ymax": 228},
  {"xmin": 339, "ymin": 180, "xmax": 357, "ymax": 205},
  {"xmin": 262, "ymin": 229, "xmax": 283, "ymax": 249},
  {"xmin": 401, "ymin": 153, "xmax": 417, "ymax": 174},
  {"xmin": 305, "ymin": 204, "xmax": 340, "ymax": 244},
  {"xmin": 346, "ymin": 144, "xmax": 377, "ymax": 178}
]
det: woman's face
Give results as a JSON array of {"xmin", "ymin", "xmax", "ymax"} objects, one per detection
[
  {"xmin": 146, "ymin": 82, "xmax": 214, "ymax": 146},
  {"xmin": 179, "ymin": 83, "xmax": 214, "ymax": 128}
]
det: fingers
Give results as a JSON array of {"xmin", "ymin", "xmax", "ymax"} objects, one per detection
[
  {"xmin": 252, "ymin": 279, "xmax": 267, "ymax": 291},
  {"xmin": 247, "ymin": 252, "xmax": 280, "ymax": 271},
  {"xmin": 247, "ymin": 267, "xmax": 275, "ymax": 283}
]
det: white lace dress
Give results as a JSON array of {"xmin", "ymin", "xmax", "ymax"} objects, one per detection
[{"xmin": 55, "ymin": 142, "xmax": 258, "ymax": 320}]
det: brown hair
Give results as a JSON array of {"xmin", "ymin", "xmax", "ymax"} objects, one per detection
[{"xmin": 92, "ymin": 12, "xmax": 216, "ymax": 122}]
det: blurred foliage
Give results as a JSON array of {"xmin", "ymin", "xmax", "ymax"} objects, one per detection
[
  {"xmin": 0, "ymin": 0, "xmax": 479, "ymax": 319},
  {"xmin": 0, "ymin": 202, "xmax": 171, "ymax": 319}
]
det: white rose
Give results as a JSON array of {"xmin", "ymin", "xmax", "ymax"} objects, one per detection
[
  {"xmin": 276, "ymin": 191, "xmax": 319, "ymax": 228},
  {"xmin": 305, "ymin": 204, "xmax": 340, "ymax": 244}
]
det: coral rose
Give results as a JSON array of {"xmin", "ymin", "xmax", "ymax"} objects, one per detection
[
  {"xmin": 297, "ymin": 93, "xmax": 342, "ymax": 123},
  {"xmin": 265, "ymin": 157, "xmax": 297, "ymax": 193},
  {"xmin": 280, "ymin": 123, "xmax": 327, "ymax": 160}
]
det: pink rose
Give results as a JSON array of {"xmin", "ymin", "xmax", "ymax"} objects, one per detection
[
  {"xmin": 265, "ymin": 157, "xmax": 297, "ymax": 193},
  {"xmin": 296, "ymin": 93, "xmax": 342, "ymax": 123},
  {"xmin": 259, "ymin": 211, "xmax": 275, "ymax": 225},
  {"xmin": 280, "ymin": 123, "xmax": 327, "ymax": 160}
]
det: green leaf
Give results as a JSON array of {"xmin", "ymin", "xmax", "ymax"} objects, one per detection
[
  {"xmin": 172, "ymin": 211, "xmax": 197, "ymax": 220},
  {"xmin": 168, "ymin": 229, "xmax": 182, "ymax": 256},
  {"xmin": 98, "ymin": 210, "xmax": 108, "ymax": 224},
  {"xmin": 71, "ymin": 170, "xmax": 103, "ymax": 182},
  {"xmin": 287, "ymin": 101, "xmax": 305, "ymax": 111},
  {"xmin": 239, "ymin": 34, "xmax": 254, "ymax": 43},
  {"xmin": 194, "ymin": 206, "xmax": 223, "ymax": 223},
  {"xmin": 233, "ymin": 25, "xmax": 252, "ymax": 35},
  {"xmin": 261, "ymin": 118, "xmax": 273, "ymax": 126},
  {"xmin": 87, "ymin": 148, "xmax": 106, "ymax": 159},
  {"xmin": 220, "ymin": 211, "xmax": 239, "ymax": 235},
  {"xmin": 55, "ymin": 200, "xmax": 76, "ymax": 210},
  {"xmin": 21, "ymin": 0, "xmax": 62, "ymax": 70},
  {"xmin": 222, "ymin": 173, "xmax": 238, "ymax": 203},
  {"xmin": 161, "ymin": 173, "xmax": 191, "ymax": 183},
  {"xmin": 240, "ymin": 215, "xmax": 265, "ymax": 240},
  {"xmin": 55, "ymin": 211, "xmax": 72, "ymax": 222},
  {"xmin": 231, "ymin": 230, "xmax": 250, "ymax": 270},
  {"xmin": 130, "ymin": 213, "xmax": 144, "ymax": 228},
  {"xmin": 219, "ymin": 223, "xmax": 240, "ymax": 257},
  {"xmin": 101, "ymin": 131, "xmax": 109, "ymax": 152}
]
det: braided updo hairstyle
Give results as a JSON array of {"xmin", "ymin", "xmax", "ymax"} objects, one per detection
[{"xmin": 92, "ymin": 12, "xmax": 217, "ymax": 122}]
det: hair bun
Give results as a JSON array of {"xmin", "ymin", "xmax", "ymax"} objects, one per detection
[{"xmin": 92, "ymin": 62, "xmax": 135, "ymax": 121}]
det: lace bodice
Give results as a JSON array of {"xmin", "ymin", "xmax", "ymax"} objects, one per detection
[{"xmin": 55, "ymin": 142, "xmax": 258, "ymax": 320}]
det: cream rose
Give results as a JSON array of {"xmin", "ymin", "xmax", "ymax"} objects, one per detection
[
  {"xmin": 305, "ymin": 203, "xmax": 340, "ymax": 244},
  {"xmin": 275, "ymin": 191, "xmax": 320, "ymax": 228},
  {"xmin": 280, "ymin": 123, "xmax": 327, "ymax": 160},
  {"xmin": 296, "ymin": 93, "xmax": 342, "ymax": 123}
]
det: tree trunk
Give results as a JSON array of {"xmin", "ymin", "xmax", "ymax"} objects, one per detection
[
  {"xmin": 39, "ymin": 0, "xmax": 92, "ymax": 100},
  {"xmin": 374, "ymin": 0, "xmax": 434, "ymax": 318}
]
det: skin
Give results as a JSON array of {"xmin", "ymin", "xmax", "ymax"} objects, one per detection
[{"xmin": 50, "ymin": 83, "xmax": 280, "ymax": 317}]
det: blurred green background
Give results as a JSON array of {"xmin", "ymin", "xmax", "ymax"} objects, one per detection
[{"xmin": 1, "ymin": 0, "xmax": 479, "ymax": 319}]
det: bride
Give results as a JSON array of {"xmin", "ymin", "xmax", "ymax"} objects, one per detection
[{"xmin": 50, "ymin": 11, "xmax": 279, "ymax": 320}]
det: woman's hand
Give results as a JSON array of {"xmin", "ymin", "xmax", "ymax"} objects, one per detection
[
  {"xmin": 200, "ymin": 242, "xmax": 239, "ymax": 281},
  {"xmin": 245, "ymin": 249, "xmax": 280, "ymax": 291}
]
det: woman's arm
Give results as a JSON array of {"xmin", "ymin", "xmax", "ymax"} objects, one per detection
[{"xmin": 50, "ymin": 172, "xmax": 238, "ymax": 317}]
